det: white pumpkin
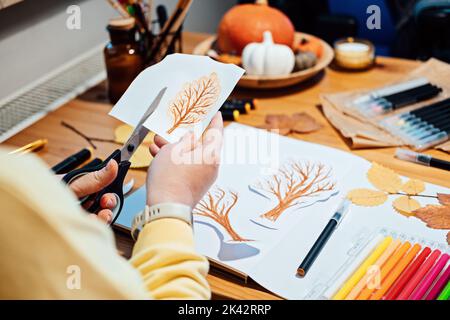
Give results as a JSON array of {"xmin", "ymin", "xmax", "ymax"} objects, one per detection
[{"xmin": 242, "ymin": 31, "xmax": 295, "ymax": 76}]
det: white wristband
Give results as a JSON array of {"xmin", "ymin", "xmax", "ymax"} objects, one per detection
[{"xmin": 131, "ymin": 203, "xmax": 193, "ymax": 240}]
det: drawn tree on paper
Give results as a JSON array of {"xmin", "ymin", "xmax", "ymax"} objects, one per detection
[
  {"xmin": 166, "ymin": 72, "xmax": 221, "ymax": 134},
  {"xmin": 255, "ymin": 161, "xmax": 336, "ymax": 222},
  {"xmin": 193, "ymin": 188, "xmax": 249, "ymax": 242}
]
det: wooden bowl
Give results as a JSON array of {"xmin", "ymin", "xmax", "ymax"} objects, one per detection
[{"xmin": 193, "ymin": 32, "xmax": 334, "ymax": 89}]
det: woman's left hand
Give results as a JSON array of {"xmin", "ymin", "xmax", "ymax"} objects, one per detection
[{"xmin": 68, "ymin": 160, "xmax": 118, "ymax": 224}]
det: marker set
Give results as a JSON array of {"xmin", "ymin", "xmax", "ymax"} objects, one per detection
[
  {"xmin": 330, "ymin": 235, "xmax": 450, "ymax": 300},
  {"xmin": 381, "ymin": 97, "xmax": 450, "ymax": 150},
  {"xmin": 219, "ymin": 98, "xmax": 256, "ymax": 121},
  {"xmin": 351, "ymin": 78, "xmax": 443, "ymax": 117}
]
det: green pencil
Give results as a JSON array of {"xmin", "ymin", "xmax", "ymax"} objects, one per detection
[{"xmin": 437, "ymin": 281, "xmax": 450, "ymax": 300}]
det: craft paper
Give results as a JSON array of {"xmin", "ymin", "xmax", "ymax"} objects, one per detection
[
  {"xmin": 109, "ymin": 54, "xmax": 245, "ymax": 142},
  {"xmin": 116, "ymin": 123, "xmax": 449, "ymax": 299}
]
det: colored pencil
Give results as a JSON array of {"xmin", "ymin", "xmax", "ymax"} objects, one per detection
[
  {"xmin": 424, "ymin": 264, "xmax": 450, "ymax": 300},
  {"xmin": 346, "ymin": 239, "xmax": 401, "ymax": 300},
  {"xmin": 332, "ymin": 236, "xmax": 392, "ymax": 300},
  {"xmin": 396, "ymin": 249, "xmax": 441, "ymax": 300},
  {"xmin": 357, "ymin": 241, "xmax": 411, "ymax": 300},
  {"xmin": 437, "ymin": 281, "xmax": 450, "ymax": 300},
  {"xmin": 371, "ymin": 243, "xmax": 421, "ymax": 300},
  {"xmin": 409, "ymin": 253, "xmax": 449, "ymax": 300},
  {"xmin": 383, "ymin": 246, "xmax": 431, "ymax": 300}
]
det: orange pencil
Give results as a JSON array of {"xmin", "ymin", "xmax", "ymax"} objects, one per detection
[
  {"xmin": 357, "ymin": 241, "xmax": 412, "ymax": 300},
  {"xmin": 346, "ymin": 239, "xmax": 401, "ymax": 299},
  {"xmin": 371, "ymin": 243, "xmax": 421, "ymax": 300}
]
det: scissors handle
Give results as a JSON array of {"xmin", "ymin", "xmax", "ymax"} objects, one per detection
[{"xmin": 62, "ymin": 149, "xmax": 130, "ymax": 224}]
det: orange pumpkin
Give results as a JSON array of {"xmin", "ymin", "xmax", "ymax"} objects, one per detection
[
  {"xmin": 297, "ymin": 36, "xmax": 323, "ymax": 59},
  {"xmin": 217, "ymin": 3, "xmax": 295, "ymax": 55}
]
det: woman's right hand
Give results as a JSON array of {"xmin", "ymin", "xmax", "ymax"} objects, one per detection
[{"xmin": 146, "ymin": 112, "xmax": 224, "ymax": 209}]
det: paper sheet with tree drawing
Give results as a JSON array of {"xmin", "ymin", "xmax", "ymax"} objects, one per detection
[
  {"xmin": 109, "ymin": 54, "xmax": 244, "ymax": 143},
  {"xmin": 115, "ymin": 123, "xmax": 449, "ymax": 300}
]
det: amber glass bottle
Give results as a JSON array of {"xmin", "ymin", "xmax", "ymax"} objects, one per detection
[{"xmin": 104, "ymin": 18, "xmax": 144, "ymax": 104}]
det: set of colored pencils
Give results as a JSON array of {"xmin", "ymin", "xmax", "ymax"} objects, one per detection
[{"xmin": 332, "ymin": 236, "xmax": 450, "ymax": 300}]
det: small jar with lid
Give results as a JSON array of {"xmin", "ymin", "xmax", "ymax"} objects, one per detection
[{"xmin": 104, "ymin": 17, "xmax": 145, "ymax": 104}]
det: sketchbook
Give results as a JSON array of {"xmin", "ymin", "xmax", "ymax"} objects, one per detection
[{"xmin": 115, "ymin": 123, "xmax": 449, "ymax": 299}]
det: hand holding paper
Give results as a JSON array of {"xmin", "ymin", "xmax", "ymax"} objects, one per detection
[{"xmin": 110, "ymin": 54, "xmax": 244, "ymax": 142}]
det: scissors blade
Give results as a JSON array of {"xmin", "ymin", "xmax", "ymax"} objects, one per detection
[{"xmin": 120, "ymin": 87, "xmax": 167, "ymax": 162}]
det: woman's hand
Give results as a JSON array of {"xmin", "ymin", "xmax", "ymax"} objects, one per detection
[
  {"xmin": 147, "ymin": 112, "xmax": 224, "ymax": 208},
  {"xmin": 68, "ymin": 160, "xmax": 119, "ymax": 223}
]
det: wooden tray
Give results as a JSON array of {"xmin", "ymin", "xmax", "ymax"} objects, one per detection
[{"xmin": 193, "ymin": 32, "xmax": 334, "ymax": 89}]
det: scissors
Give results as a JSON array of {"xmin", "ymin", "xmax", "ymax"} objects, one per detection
[{"xmin": 63, "ymin": 87, "xmax": 167, "ymax": 224}]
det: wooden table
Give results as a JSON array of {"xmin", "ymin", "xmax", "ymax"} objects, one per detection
[{"xmin": 2, "ymin": 32, "xmax": 449, "ymax": 300}]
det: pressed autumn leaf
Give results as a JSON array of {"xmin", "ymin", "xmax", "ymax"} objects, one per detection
[
  {"xmin": 114, "ymin": 124, "xmax": 154, "ymax": 144},
  {"xmin": 401, "ymin": 179, "xmax": 425, "ymax": 195},
  {"xmin": 166, "ymin": 72, "xmax": 221, "ymax": 134},
  {"xmin": 347, "ymin": 188, "xmax": 388, "ymax": 206},
  {"xmin": 260, "ymin": 112, "xmax": 322, "ymax": 136},
  {"xmin": 413, "ymin": 205, "xmax": 450, "ymax": 229},
  {"xmin": 367, "ymin": 163, "xmax": 402, "ymax": 193},
  {"xmin": 129, "ymin": 145, "xmax": 152, "ymax": 169},
  {"xmin": 393, "ymin": 196, "xmax": 421, "ymax": 217},
  {"xmin": 437, "ymin": 193, "xmax": 450, "ymax": 206}
]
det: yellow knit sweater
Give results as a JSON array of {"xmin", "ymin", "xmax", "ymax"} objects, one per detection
[{"xmin": 0, "ymin": 149, "xmax": 210, "ymax": 299}]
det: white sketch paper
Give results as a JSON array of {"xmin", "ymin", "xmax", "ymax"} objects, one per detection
[{"xmin": 109, "ymin": 54, "xmax": 244, "ymax": 143}]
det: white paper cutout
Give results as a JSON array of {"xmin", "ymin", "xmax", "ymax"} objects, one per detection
[{"xmin": 109, "ymin": 54, "xmax": 244, "ymax": 143}]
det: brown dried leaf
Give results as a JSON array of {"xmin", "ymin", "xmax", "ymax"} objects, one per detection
[
  {"xmin": 437, "ymin": 193, "xmax": 450, "ymax": 206},
  {"xmin": 367, "ymin": 163, "xmax": 402, "ymax": 193},
  {"xmin": 347, "ymin": 188, "xmax": 388, "ymax": 207},
  {"xmin": 393, "ymin": 196, "xmax": 421, "ymax": 217},
  {"xmin": 413, "ymin": 205, "xmax": 450, "ymax": 229},
  {"xmin": 291, "ymin": 112, "xmax": 322, "ymax": 133},
  {"xmin": 401, "ymin": 179, "xmax": 425, "ymax": 195},
  {"xmin": 261, "ymin": 113, "xmax": 322, "ymax": 135},
  {"xmin": 167, "ymin": 72, "xmax": 221, "ymax": 134},
  {"xmin": 447, "ymin": 232, "xmax": 450, "ymax": 245}
]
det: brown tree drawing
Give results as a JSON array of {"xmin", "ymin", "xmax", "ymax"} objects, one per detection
[
  {"xmin": 255, "ymin": 161, "xmax": 336, "ymax": 222},
  {"xmin": 166, "ymin": 72, "xmax": 221, "ymax": 134},
  {"xmin": 193, "ymin": 188, "xmax": 249, "ymax": 242}
]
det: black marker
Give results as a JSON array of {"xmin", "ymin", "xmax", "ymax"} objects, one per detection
[
  {"xmin": 396, "ymin": 148, "xmax": 450, "ymax": 171},
  {"xmin": 52, "ymin": 148, "xmax": 92, "ymax": 174},
  {"xmin": 297, "ymin": 199, "xmax": 350, "ymax": 277}
]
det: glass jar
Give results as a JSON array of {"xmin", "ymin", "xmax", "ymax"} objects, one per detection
[{"xmin": 104, "ymin": 18, "xmax": 145, "ymax": 104}]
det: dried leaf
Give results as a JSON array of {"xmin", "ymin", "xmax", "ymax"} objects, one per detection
[
  {"xmin": 291, "ymin": 113, "xmax": 323, "ymax": 133},
  {"xmin": 393, "ymin": 196, "xmax": 421, "ymax": 217},
  {"xmin": 129, "ymin": 145, "xmax": 152, "ymax": 169},
  {"xmin": 260, "ymin": 113, "xmax": 322, "ymax": 135},
  {"xmin": 413, "ymin": 205, "xmax": 450, "ymax": 229},
  {"xmin": 437, "ymin": 193, "xmax": 450, "ymax": 206},
  {"xmin": 447, "ymin": 232, "xmax": 450, "ymax": 245},
  {"xmin": 114, "ymin": 124, "xmax": 154, "ymax": 144},
  {"xmin": 367, "ymin": 163, "xmax": 402, "ymax": 193},
  {"xmin": 167, "ymin": 72, "xmax": 221, "ymax": 134},
  {"xmin": 347, "ymin": 188, "xmax": 388, "ymax": 206},
  {"xmin": 401, "ymin": 179, "xmax": 425, "ymax": 195}
]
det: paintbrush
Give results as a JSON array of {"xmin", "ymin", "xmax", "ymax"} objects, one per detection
[{"xmin": 106, "ymin": 0, "xmax": 131, "ymax": 18}]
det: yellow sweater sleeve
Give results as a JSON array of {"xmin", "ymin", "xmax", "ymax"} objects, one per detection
[
  {"xmin": 0, "ymin": 149, "xmax": 210, "ymax": 299},
  {"xmin": 131, "ymin": 219, "xmax": 211, "ymax": 300}
]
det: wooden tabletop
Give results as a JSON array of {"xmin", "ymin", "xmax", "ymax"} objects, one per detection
[{"xmin": 2, "ymin": 32, "xmax": 449, "ymax": 300}]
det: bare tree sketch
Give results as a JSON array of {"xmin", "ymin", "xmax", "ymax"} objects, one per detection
[
  {"xmin": 255, "ymin": 161, "xmax": 336, "ymax": 222},
  {"xmin": 194, "ymin": 188, "xmax": 249, "ymax": 242},
  {"xmin": 166, "ymin": 72, "xmax": 221, "ymax": 134}
]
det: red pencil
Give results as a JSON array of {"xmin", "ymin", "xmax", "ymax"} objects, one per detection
[
  {"xmin": 383, "ymin": 247, "xmax": 431, "ymax": 300},
  {"xmin": 397, "ymin": 249, "xmax": 441, "ymax": 300}
]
